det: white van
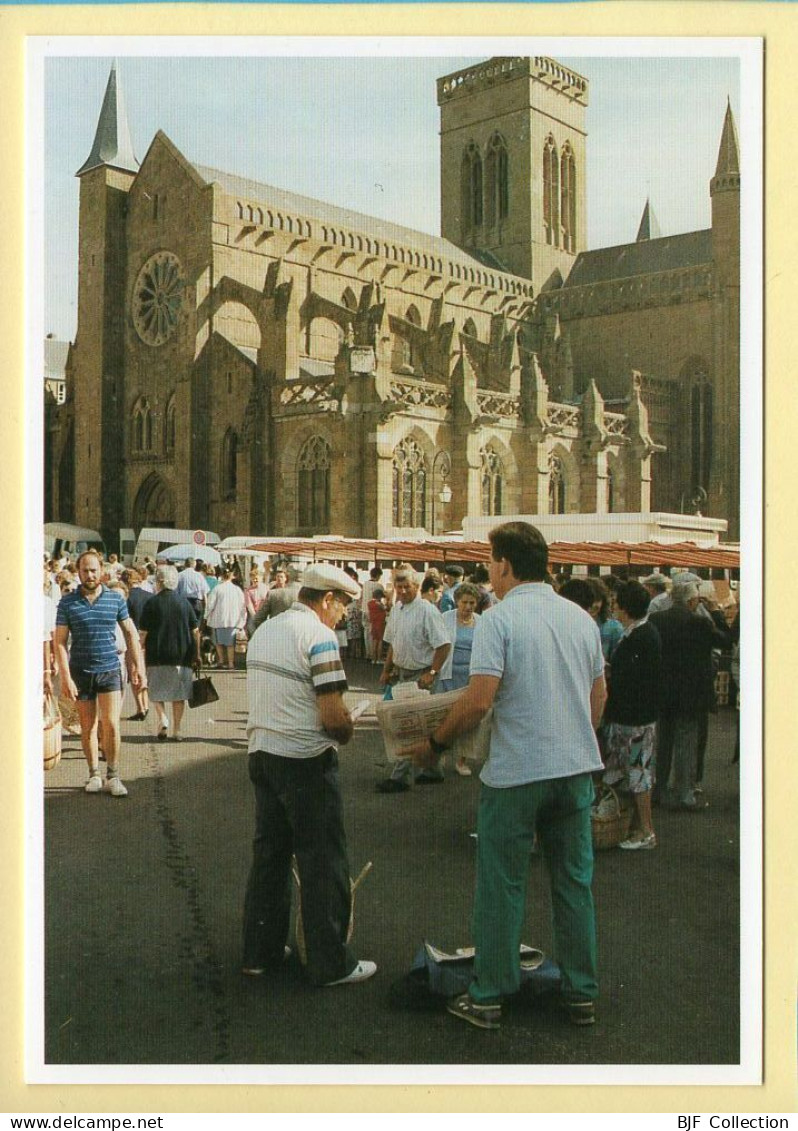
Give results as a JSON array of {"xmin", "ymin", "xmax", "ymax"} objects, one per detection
[
  {"xmin": 120, "ymin": 527, "xmax": 221, "ymax": 566},
  {"xmin": 44, "ymin": 523, "xmax": 106, "ymax": 561}
]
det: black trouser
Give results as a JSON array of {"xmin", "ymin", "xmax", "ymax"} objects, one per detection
[{"xmin": 242, "ymin": 748, "xmax": 355, "ymax": 985}]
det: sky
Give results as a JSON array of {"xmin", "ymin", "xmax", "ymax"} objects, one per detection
[{"xmin": 41, "ymin": 45, "xmax": 742, "ymax": 342}]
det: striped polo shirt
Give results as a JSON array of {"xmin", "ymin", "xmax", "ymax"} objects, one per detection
[
  {"xmin": 247, "ymin": 601, "xmax": 348, "ymax": 758},
  {"xmin": 56, "ymin": 586, "xmax": 130, "ymax": 674}
]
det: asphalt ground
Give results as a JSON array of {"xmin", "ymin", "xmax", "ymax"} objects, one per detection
[{"xmin": 44, "ymin": 659, "xmax": 740, "ymax": 1068}]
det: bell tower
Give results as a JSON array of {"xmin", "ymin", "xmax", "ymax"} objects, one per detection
[
  {"xmin": 437, "ymin": 56, "xmax": 588, "ymax": 289},
  {"xmin": 72, "ymin": 61, "xmax": 139, "ymax": 541}
]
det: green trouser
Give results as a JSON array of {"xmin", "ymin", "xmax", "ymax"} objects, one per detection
[{"xmin": 470, "ymin": 772, "xmax": 598, "ymax": 1005}]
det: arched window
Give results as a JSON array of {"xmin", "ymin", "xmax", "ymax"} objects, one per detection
[
  {"xmin": 392, "ymin": 305, "xmax": 423, "ymax": 374},
  {"xmin": 485, "ymin": 134, "xmax": 509, "ymax": 228},
  {"xmin": 463, "ymin": 318, "xmax": 478, "ymax": 339},
  {"xmin": 480, "ymin": 445, "xmax": 505, "ymax": 516},
  {"xmin": 607, "ymin": 467, "xmax": 615, "ymax": 513},
  {"xmin": 221, "ymin": 428, "xmax": 238, "ymax": 501},
  {"xmin": 133, "ymin": 398, "xmax": 152, "ymax": 453},
  {"xmin": 392, "ymin": 438, "xmax": 428, "ymax": 528},
  {"xmin": 691, "ymin": 378, "xmax": 713, "ymax": 495},
  {"xmin": 548, "ymin": 454, "xmax": 566, "ymax": 514},
  {"xmin": 460, "ymin": 143, "xmax": 483, "ymax": 236},
  {"xmin": 560, "ymin": 143, "xmax": 577, "ymax": 252},
  {"xmin": 543, "ymin": 136, "xmax": 560, "ymax": 247},
  {"xmin": 297, "ymin": 435, "xmax": 331, "ymax": 531},
  {"xmin": 165, "ymin": 396, "xmax": 177, "ymax": 453}
]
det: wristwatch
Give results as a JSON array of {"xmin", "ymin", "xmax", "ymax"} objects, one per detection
[{"xmin": 428, "ymin": 668, "xmax": 437, "ymax": 677}]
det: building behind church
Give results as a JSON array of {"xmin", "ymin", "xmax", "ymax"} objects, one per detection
[{"xmin": 46, "ymin": 56, "xmax": 740, "ymax": 546}]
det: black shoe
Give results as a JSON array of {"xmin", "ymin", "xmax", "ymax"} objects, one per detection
[
  {"xmin": 415, "ymin": 772, "xmax": 445, "ymax": 785},
  {"xmin": 127, "ymin": 711, "xmax": 147, "ymax": 721},
  {"xmin": 376, "ymin": 779, "xmax": 410, "ymax": 794}
]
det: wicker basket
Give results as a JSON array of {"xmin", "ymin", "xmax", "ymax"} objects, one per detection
[
  {"xmin": 591, "ymin": 785, "xmax": 632, "ymax": 850},
  {"xmin": 43, "ymin": 694, "xmax": 62, "ymax": 773},
  {"xmin": 292, "ymin": 859, "xmax": 372, "ymax": 966}
]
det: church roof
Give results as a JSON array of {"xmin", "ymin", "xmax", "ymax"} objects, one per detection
[
  {"xmin": 563, "ymin": 229, "xmax": 712, "ymax": 288},
  {"xmin": 193, "ymin": 163, "xmax": 518, "ymax": 277},
  {"xmin": 76, "ymin": 61, "xmax": 139, "ymax": 177}
]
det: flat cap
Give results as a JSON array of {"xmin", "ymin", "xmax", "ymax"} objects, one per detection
[{"xmin": 301, "ymin": 563, "xmax": 361, "ymax": 600}]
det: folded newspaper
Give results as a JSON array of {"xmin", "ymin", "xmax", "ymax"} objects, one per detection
[{"xmin": 374, "ymin": 685, "xmax": 492, "ymax": 763}]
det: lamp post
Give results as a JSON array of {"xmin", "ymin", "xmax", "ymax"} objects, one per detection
[{"xmin": 431, "ymin": 451, "xmax": 452, "ymax": 536}]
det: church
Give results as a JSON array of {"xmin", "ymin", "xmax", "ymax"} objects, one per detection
[{"xmin": 48, "ymin": 55, "xmax": 740, "ymax": 545}]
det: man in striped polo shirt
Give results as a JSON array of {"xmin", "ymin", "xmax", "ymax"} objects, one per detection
[
  {"xmin": 54, "ymin": 550, "xmax": 144, "ymax": 797},
  {"xmin": 243, "ymin": 564, "xmax": 376, "ymax": 987}
]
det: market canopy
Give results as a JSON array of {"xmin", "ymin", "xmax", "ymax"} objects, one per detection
[
  {"xmin": 244, "ymin": 537, "xmax": 739, "ymax": 571},
  {"xmin": 160, "ymin": 543, "xmax": 223, "ymax": 566}
]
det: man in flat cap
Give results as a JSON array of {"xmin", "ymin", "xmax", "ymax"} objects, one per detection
[{"xmin": 242, "ymin": 564, "xmax": 376, "ymax": 987}]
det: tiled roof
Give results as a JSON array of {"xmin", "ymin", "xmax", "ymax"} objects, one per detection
[{"xmin": 563, "ymin": 229, "xmax": 712, "ymax": 288}]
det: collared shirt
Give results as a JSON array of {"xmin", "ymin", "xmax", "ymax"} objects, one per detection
[
  {"xmin": 56, "ymin": 585, "xmax": 129, "ymax": 673},
  {"xmin": 247, "ymin": 602, "xmax": 348, "ymax": 758},
  {"xmin": 383, "ymin": 594, "xmax": 449, "ymax": 670},
  {"xmin": 469, "ymin": 583, "xmax": 605, "ymax": 788},
  {"xmin": 176, "ymin": 568, "xmax": 209, "ymax": 602}
]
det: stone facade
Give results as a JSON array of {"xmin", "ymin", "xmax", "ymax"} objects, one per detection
[{"xmin": 49, "ymin": 56, "xmax": 740, "ymax": 545}]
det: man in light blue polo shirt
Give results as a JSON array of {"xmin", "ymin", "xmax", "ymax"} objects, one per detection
[{"xmin": 405, "ymin": 522, "xmax": 606, "ymax": 1030}]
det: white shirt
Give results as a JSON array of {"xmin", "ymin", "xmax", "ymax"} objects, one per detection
[
  {"xmin": 205, "ymin": 580, "xmax": 246, "ymax": 629},
  {"xmin": 383, "ymin": 594, "xmax": 449, "ymax": 671},
  {"xmin": 247, "ymin": 603, "xmax": 348, "ymax": 758}
]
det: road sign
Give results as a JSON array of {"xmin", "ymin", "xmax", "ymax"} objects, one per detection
[{"xmin": 193, "ymin": 530, "xmax": 206, "ymax": 546}]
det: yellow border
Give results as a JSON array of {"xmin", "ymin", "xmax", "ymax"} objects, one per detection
[{"xmin": 5, "ymin": 2, "xmax": 795, "ymax": 1114}]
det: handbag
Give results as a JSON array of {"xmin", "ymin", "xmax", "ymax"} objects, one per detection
[
  {"xmin": 43, "ymin": 693, "xmax": 62, "ymax": 772},
  {"xmin": 189, "ymin": 675, "xmax": 219, "ymax": 709}
]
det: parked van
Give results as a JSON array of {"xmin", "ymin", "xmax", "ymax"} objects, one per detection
[
  {"xmin": 120, "ymin": 527, "xmax": 221, "ymax": 566},
  {"xmin": 44, "ymin": 523, "xmax": 106, "ymax": 561}
]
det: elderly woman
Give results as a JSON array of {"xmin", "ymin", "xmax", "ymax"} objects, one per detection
[
  {"xmin": 601, "ymin": 580, "xmax": 662, "ymax": 849},
  {"xmin": 139, "ymin": 564, "xmax": 202, "ymax": 742},
  {"xmin": 436, "ymin": 581, "xmax": 481, "ymax": 776}
]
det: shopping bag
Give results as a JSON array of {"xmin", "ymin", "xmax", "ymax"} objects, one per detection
[{"xmin": 189, "ymin": 675, "xmax": 219, "ymax": 709}]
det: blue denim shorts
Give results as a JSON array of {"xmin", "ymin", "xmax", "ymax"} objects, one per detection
[{"xmin": 70, "ymin": 666, "xmax": 123, "ymax": 700}]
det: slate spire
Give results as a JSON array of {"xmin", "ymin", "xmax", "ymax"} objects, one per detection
[
  {"xmin": 714, "ymin": 99, "xmax": 740, "ymax": 179},
  {"xmin": 76, "ymin": 60, "xmax": 139, "ymax": 177},
  {"xmin": 636, "ymin": 198, "xmax": 661, "ymax": 242}
]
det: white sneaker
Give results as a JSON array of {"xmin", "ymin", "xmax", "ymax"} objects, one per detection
[
  {"xmin": 84, "ymin": 773, "xmax": 103, "ymax": 794},
  {"xmin": 324, "ymin": 960, "xmax": 377, "ymax": 986},
  {"xmin": 104, "ymin": 776, "xmax": 128, "ymax": 798}
]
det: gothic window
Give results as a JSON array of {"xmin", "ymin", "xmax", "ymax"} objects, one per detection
[
  {"xmin": 480, "ymin": 446, "xmax": 505, "ymax": 516},
  {"xmin": 461, "ymin": 143, "xmax": 483, "ymax": 235},
  {"xmin": 607, "ymin": 467, "xmax": 615, "ymax": 513},
  {"xmin": 560, "ymin": 143, "xmax": 577, "ymax": 252},
  {"xmin": 221, "ymin": 428, "xmax": 238, "ymax": 501},
  {"xmin": 133, "ymin": 398, "xmax": 152, "ymax": 453},
  {"xmin": 392, "ymin": 306, "xmax": 423, "ymax": 374},
  {"xmin": 297, "ymin": 435, "xmax": 331, "ymax": 531},
  {"xmin": 548, "ymin": 454, "xmax": 566, "ymax": 514},
  {"xmin": 691, "ymin": 378, "xmax": 713, "ymax": 494},
  {"xmin": 392, "ymin": 439, "xmax": 428, "ymax": 528},
  {"xmin": 463, "ymin": 318, "xmax": 478, "ymax": 339},
  {"xmin": 543, "ymin": 136, "xmax": 560, "ymax": 247},
  {"xmin": 165, "ymin": 396, "xmax": 177, "ymax": 453},
  {"xmin": 485, "ymin": 134, "xmax": 509, "ymax": 228}
]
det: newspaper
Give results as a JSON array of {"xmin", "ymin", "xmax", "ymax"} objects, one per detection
[{"xmin": 374, "ymin": 686, "xmax": 492, "ymax": 764}]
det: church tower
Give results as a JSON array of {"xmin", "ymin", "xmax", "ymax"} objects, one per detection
[
  {"xmin": 709, "ymin": 100, "xmax": 740, "ymax": 540},
  {"xmin": 437, "ymin": 57, "xmax": 588, "ymax": 289},
  {"xmin": 72, "ymin": 61, "xmax": 139, "ymax": 542}
]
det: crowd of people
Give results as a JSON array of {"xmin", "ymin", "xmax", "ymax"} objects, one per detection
[{"xmin": 42, "ymin": 527, "xmax": 740, "ymax": 1028}]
